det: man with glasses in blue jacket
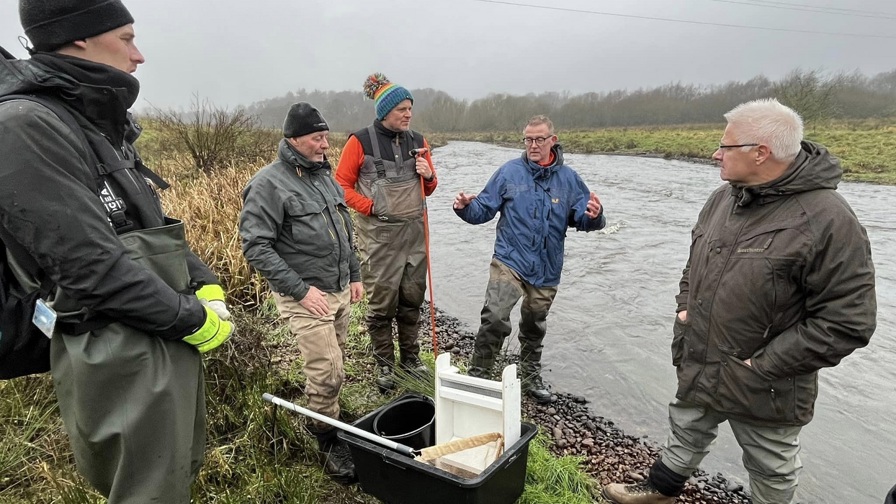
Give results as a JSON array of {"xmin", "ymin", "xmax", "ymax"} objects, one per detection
[{"xmin": 453, "ymin": 115, "xmax": 605, "ymax": 403}]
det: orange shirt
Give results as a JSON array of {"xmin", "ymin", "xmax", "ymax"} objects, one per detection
[
  {"xmin": 335, "ymin": 135, "xmax": 437, "ymax": 216},
  {"xmin": 538, "ymin": 151, "xmax": 556, "ymax": 167}
]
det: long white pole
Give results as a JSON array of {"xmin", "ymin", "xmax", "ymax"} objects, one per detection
[{"xmin": 262, "ymin": 393, "xmax": 417, "ymax": 457}]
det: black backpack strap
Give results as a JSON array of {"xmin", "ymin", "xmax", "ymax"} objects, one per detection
[
  {"xmin": 0, "ymin": 94, "xmax": 115, "ymax": 334},
  {"xmin": 0, "ymin": 94, "xmax": 141, "ymax": 232}
]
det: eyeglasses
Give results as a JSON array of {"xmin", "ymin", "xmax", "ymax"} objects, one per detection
[
  {"xmin": 718, "ymin": 143, "xmax": 759, "ymax": 150},
  {"xmin": 523, "ymin": 136, "xmax": 553, "ymax": 146}
]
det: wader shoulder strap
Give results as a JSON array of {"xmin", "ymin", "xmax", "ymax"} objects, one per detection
[
  {"xmin": 367, "ymin": 125, "xmax": 386, "ymax": 179},
  {"xmin": 408, "ymin": 130, "xmax": 424, "ymax": 152}
]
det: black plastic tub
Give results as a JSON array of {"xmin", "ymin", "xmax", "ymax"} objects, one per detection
[{"xmin": 339, "ymin": 396, "xmax": 537, "ymax": 504}]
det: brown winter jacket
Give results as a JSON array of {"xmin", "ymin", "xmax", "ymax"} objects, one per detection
[{"xmin": 672, "ymin": 141, "xmax": 876, "ymax": 426}]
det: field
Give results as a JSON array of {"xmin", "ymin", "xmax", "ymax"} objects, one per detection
[{"xmin": 435, "ymin": 120, "xmax": 896, "ymax": 185}]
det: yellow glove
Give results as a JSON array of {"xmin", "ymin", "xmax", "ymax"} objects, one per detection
[
  {"xmin": 196, "ymin": 284, "xmax": 231, "ymax": 321},
  {"xmin": 183, "ymin": 306, "xmax": 233, "ymax": 353}
]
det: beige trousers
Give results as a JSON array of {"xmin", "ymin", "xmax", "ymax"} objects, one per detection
[{"xmin": 274, "ymin": 287, "xmax": 351, "ymax": 428}]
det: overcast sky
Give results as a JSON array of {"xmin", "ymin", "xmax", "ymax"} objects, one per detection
[{"xmin": 2, "ymin": 0, "xmax": 893, "ymax": 111}]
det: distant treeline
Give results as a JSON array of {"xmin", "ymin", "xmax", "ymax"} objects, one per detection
[{"xmin": 245, "ymin": 68, "xmax": 896, "ymax": 132}]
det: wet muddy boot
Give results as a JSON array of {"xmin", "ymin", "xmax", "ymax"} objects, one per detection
[
  {"xmin": 368, "ymin": 319, "xmax": 396, "ymax": 393},
  {"xmin": 519, "ymin": 362, "xmax": 551, "ymax": 403},
  {"xmin": 310, "ymin": 426, "xmax": 357, "ymax": 485},
  {"xmin": 522, "ymin": 373, "xmax": 552, "ymax": 403},
  {"xmin": 399, "ymin": 353, "xmax": 429, "ymax": 379},
  {"xmin": 375, "ymin": 364, "xmax": 395, "ymax": 393},
  {"xmin": 467, "ymin": 355, "xmax": 493, "ymax": 379},
  {"xmin": 601, "ymin": 481, "xmax": 676, "ymax": 504}
]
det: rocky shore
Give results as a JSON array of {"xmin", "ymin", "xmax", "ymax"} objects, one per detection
[{"xmin": 419, "ymin": 303, "xmax": 753, "ymax": 504}]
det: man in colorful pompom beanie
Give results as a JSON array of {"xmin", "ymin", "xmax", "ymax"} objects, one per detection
[{"xmin": 335, "ymin": 73, "xmax": 438, "ymax": 391}]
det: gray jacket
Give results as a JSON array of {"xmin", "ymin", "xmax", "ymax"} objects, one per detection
[{"xmin": 240, "ymin": 139, "xmax": 360, "ymax": 301}]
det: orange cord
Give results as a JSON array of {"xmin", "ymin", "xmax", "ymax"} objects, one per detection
[{"xmin": 420, "ymin": 174, "xmax": 438, "ymax": 357}]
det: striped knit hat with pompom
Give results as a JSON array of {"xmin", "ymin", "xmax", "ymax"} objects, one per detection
[{"xmin": 363, "ymin": 73, "xmax": 414, "ymax": 120}]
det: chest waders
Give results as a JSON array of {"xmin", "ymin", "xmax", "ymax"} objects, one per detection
[
  {"xmin": 354, "ymin": 126, "xmax": 428, "ymax": 372},
  {"xmin": 51, "ymin": 219, "xmax": 205, "ymax": 504}
]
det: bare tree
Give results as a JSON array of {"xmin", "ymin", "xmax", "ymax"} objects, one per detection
[
  {"xmin": 773, "ymin": 69, "xmax": 846, "ymax": 124},
  {"xmin": 152, "ymin": 94, "xmax": 277, "ymax": 173}
]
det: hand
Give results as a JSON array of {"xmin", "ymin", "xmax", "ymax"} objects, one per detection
[
  {"xmin": 350, "ymin": 281, "xmax": 364, "ymax": 303},
  {"xmin": 453, "ymin": 191, "xmax": 477, "ymax": 210},
  {"xmin": 677, "ymin": 310, "xmax": 688, "ymax": 322},
  {"xmin": 196, "ymin": 284, "xmax": 231, "ymax": 320},
  {"xmin": 183, "ymin": 306, "xmax": 234, "ymax": 353},
  {"xmin": 415, "ymin": 155, "xmax": 434, "ymax": 180},
  {"xmin": 585, "ymin": 192, "xmax": 602, "ymax": 219},
  {"xmin": 300, "ymin": 286, "xmax": 330, "ymax": 317}
]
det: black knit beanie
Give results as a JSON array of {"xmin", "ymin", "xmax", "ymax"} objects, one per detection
[
  {"xmin": 20, "ymin": 0, "xmax": 135, "ymax": 52},
  {"xmin": 283, "ymin": 102, "xmax": 329, "ymax": 138}
]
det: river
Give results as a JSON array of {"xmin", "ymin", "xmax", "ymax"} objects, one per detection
[{"xmin": 424, "ymin": 141, "xmax": 895, "ymax": 504}]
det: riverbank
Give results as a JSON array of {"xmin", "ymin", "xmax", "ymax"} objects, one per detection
[
  {"xmin": 418, "ymin": 303, "xmax": 754, "ymax": 504},
  {"xmin": 428, "ymin": 120, "xmax": 896, "ymax": 185}
]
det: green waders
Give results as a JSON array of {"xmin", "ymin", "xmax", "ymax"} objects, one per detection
[
  {"xmin": 354, "ymin": 125, "xmax": 427, "ymax": 373},
  {"xmin": 51, "ymin": 220, "xmax": 205, "ymax": 504},
  {"xmin": 356, "ymin": 217, "xmax": 427, "ymax": 368},
  {"xmin": 469, "ymin": 259, "xmax": 557, "ymax": 382}
]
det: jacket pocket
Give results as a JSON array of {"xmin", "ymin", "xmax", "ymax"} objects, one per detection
[
  {"xmin": 717, "ymin": 352, "xmax": 796, "ymax": 423},
  {"xmin": 284, "ymin": 198, "xmax": 334, "ymax": 258},
  {"xmin": 671, "ymin": 315, "xmax": 689, "ymax": 367}
]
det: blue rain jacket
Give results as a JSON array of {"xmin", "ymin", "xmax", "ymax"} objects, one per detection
[{"xmin": 455, "ymin": 144, "xmax": 605, "ymax": 287}]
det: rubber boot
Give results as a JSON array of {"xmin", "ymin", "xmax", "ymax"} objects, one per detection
[
  {"xmin": 375, "ymin": 364, "xmax": 395, "ymax": 392},
  {"xmin": 368, "ymin": 317, "xmax": 396, "ymax": 393},
  {"xmin": 519, "ymin": 360, "xmax": 551, "ymax": 403},
  {"xmin": 467, "ymin": 354, "xmax": 494, "ymax": 379},
  {"xmin": 309, "ymin": 425, "xmax": 357, "ymax": 485}
]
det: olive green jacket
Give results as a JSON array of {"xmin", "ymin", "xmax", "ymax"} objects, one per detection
[
  {"xmin": 673, "ymin": 141, "xmax": 876, "ymax": 426},
  {"xmin": 240, "ymin": 139, "xmax": 360, "ymax": 301}
]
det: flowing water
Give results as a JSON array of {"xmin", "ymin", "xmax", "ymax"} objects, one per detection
[{"xmin": 425, "ymin": 141, "xmax": 895, "ymax": 504}]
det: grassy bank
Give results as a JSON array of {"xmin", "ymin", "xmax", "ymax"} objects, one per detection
[{"xmin": 431, "ymin": 119, "xmax": 896, "ymax": 185}]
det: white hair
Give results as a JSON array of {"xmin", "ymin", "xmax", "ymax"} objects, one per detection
[{"xmin": 724, "ymin": 98, "xmax": 803, "ymax": 162}]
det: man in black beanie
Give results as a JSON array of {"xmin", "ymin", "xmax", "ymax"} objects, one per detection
[
  {"xmin": 1, "ymin": 1, "xmax": 234, "ymax": 502},
  {"xmin": 240, "ymin": 103, "xmax": 363, "ymax": 484}
]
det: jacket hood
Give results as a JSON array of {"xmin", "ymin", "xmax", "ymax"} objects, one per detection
[
  {"xmin": 731, "ymin": 140, "xmax": 842, "ymax": 206},
  {"xmin": 277, "ymin": 138, "xmax": 330, "ymax": 173},
  {"xmin": 1, "ymin": 50, "xmax": 78, "ymax": 97},
  {"xmin": 522, "ymin": 143, "xmax": 565, "ymax": 179},
  {"xmin": 2, "ymin": 52, "xmax": 139, "ymax": 145}
]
